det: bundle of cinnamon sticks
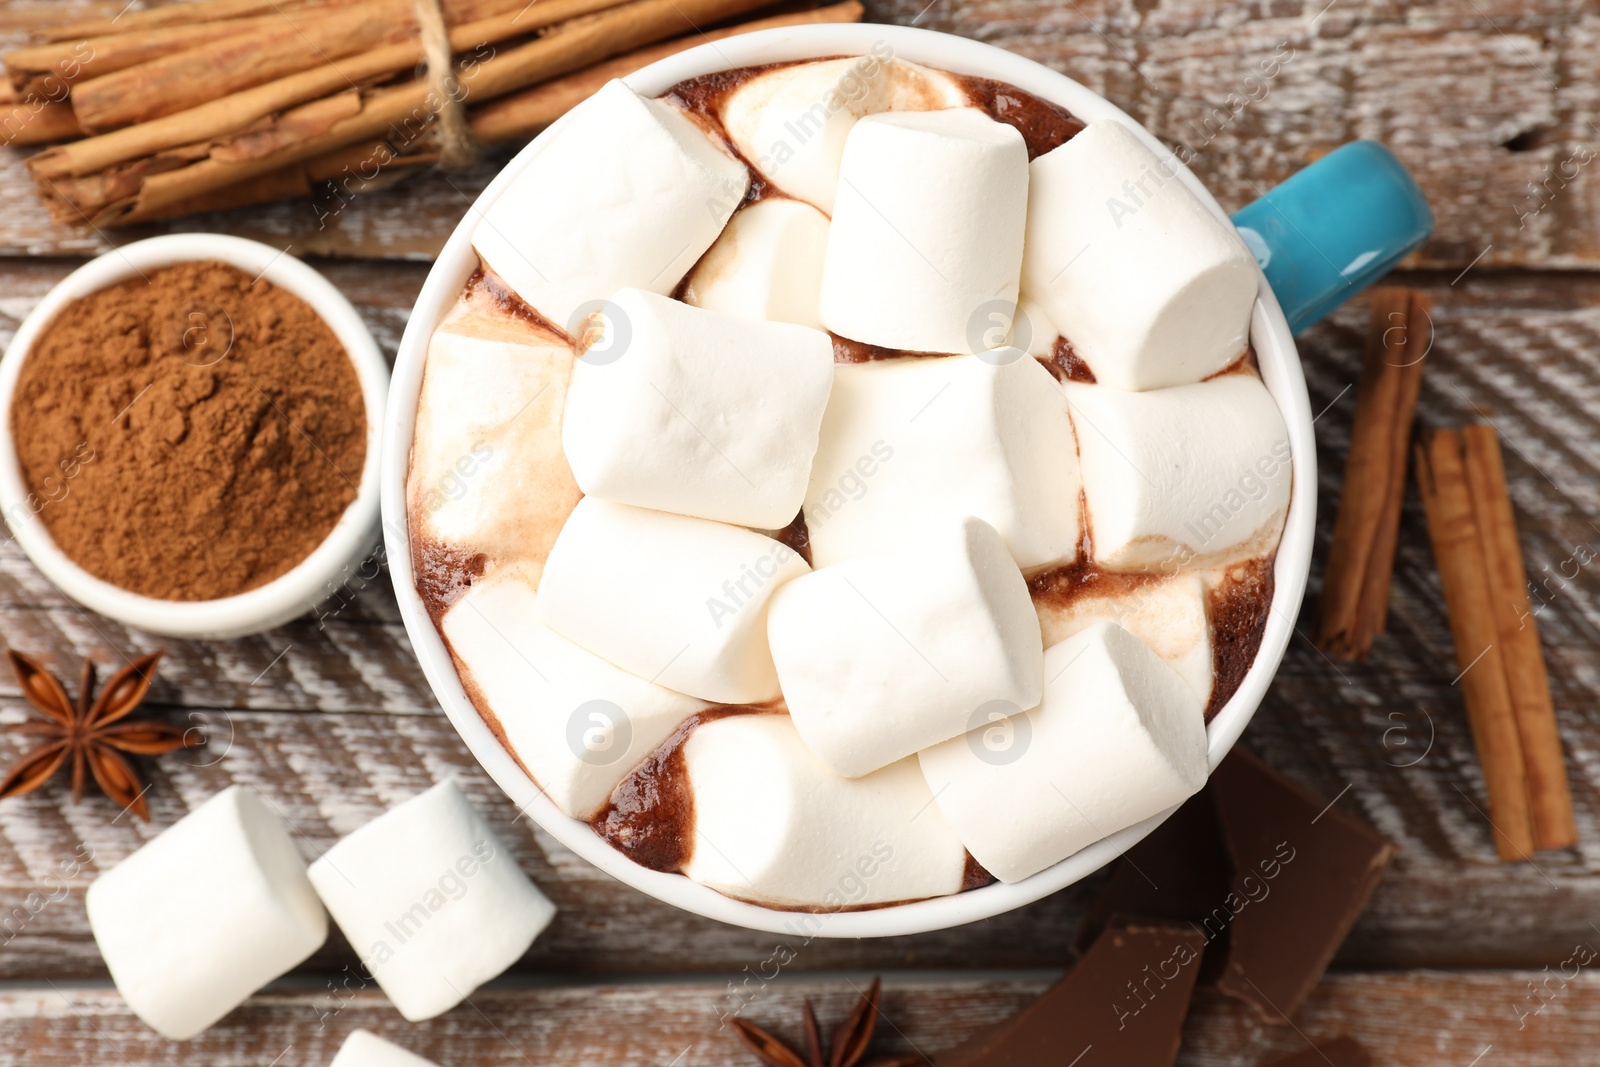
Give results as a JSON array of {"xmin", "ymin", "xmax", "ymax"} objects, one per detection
[{"xmin": 3, "ymin": 0, "xmax": 864, "ymax": 225}]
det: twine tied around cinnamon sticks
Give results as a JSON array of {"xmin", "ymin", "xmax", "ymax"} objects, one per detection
[{"xmin": 412, "ymin": 0, "xmax": 480, "ymax": 170}]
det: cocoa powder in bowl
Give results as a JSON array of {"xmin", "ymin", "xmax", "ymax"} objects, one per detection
[{"xmin": 10, "ymin": 260, "xmax": 367, "ymax": 602}]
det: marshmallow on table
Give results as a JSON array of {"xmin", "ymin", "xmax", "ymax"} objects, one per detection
[
  {"xmin": 562, "ymin": 288, "xmax": 834, "ymax": 529},
  {"xmin": 330, "ymin": 1031, "xmax": 441, "ymax": 1067},
  {"xmin": 442, "ymin": 561, "xmax": 706, "ymax": 819},
  {"xmin": 819, "ymin": 108, "xmax": 1029, "ymax": 355},
  {"xmin": 1065, "ymin": 374, "xmax": 1291, "ymax": 570},
  {"xmin": 769, "ymin": 516, "xmax": 1043, "ymax": 778},
  {"xmin": 919, "ymin": 621, "xmax": 1209, "ymax": 883},
  {"xmin": 1021, "ymin": 121, "xmax": 1258, "ymax": 390},
  {"xmin": 409, "ymin": 295, "xmax": 580, "ymax": 571},
  {"xmin": 472, "ymin": 79, "xmax": 749, "ymax": 331},
  {"xmin": 683, "ymin": 197, "xmax": 831, "ymax": 330},
  {"xmin": 805, "ymin": 353, "xmax": 1079, "ymax": 570},
  {"xmin": 538, "ymin": 498, "xmax": 810, "ymax": 704},
  {"xmin": 1036, "ymin": 572, "xmax": 1213, "ymax": 705},
  {"xmin": 85, "ymin": 786, "xmax": 327, "ymax": 1040},
  {"xmin": 308, "ymin": 780, "xmax": 555, "ymax": 1022},
  {"xmin": 681, "ymin": 714, "xmax": 970, "ymax": 907},
  {"xmin": 719, "ymin": 56, "xmax": 966, "ymax": 214}
]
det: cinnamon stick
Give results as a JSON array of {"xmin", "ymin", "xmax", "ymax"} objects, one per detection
[
  {"xmin": 1, "ymin": 100, "xmax": 84, "ymax": 146},
  {"xmin": 1316, "ymin": 287, "xmax": 1428, "ymax": 658},
  {"xmin": 29, "ymin": 0, "xmax": 626, "ymax": 181},
  {"xmin": 470, "ymin": 0, "xmax": 865, "ymax": 140},
  {"xmin": 1460, "ymin": 423, "xmax": 1576, "ymax": 850},
  {"xmin": 1415, "ymin": 427, "xmax": 1536, "ymax": 861},
  {"xmin": 67, "ymin": 0, "xmax": 778, "ymax": 225},
  {"xmin": 5, "ymin": 16, "xmax": 291, "ymax": 99},
  {"xmin": 40, "ymin": 0, "xmax": 335, "ymax": 42},
  {"xmin": 68, "ymin": 0, "xmax": 531, "ymax": 132}
]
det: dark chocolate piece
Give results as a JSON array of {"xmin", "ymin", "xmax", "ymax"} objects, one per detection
[
  {"xmin": 1075, "ymin": 750, "xmax": 1396, "ymax": 1023},
  {"xmin": 1074, "ymin": 785, "xmax": 1233, "ymax": 983},
  {"xmin": 1254, "ymin": 1035, "xmax": 1370, "ymax": 1067},
  {"xmin": 936, "ymin": 922, "xmax": 1204, "ymax": 1067},
  {"xmin": 1213, "ymin": 751, "xmax": 1395, "ymax": 1022}
]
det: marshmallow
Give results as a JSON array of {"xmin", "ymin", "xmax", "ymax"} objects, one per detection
[
  {"xmin": 683, "ymin": 197, "xmax": 831, "ymax": 330},
  {"xmin": 1036, "ymin": 572, "xmax": 1213, "ymax": 705},
  {"xmin": 85, "ymin": 786, "xmax": 327, "ymax": 1040},
  {"xmin": 330, "ymin": 1031, "xmax": 441, "ymax": 1067},
  {"xmin": 805, "ymin": 354, "xmax": 1079, "ymax": 570},
  {"xmin": 1064, "ymin": 374, "xmax": 1291, "ymax": 570},
  {"xmin": 1013, "ymin": 295, "xmax": 1058, "ymax": 358},
  {"xmin": 442, "ymin": 562, "xmax": 706, "ymax": 819},
  {"xmin": 819, "ymin": 108, "xmax": 1029, "ymax": 354},
  {"xmin": 561, "ymin": 288, "xmax": 834, "ymax": 529},
  {"xmin": 720, "ymin": 56, "xmax": 967, "ymax": 214},
  {"xmin": 538, "ymin": 498, "xmax": 810, "ymax": 704},
  {"xmin": 1021, "ymin": 121, "xmax": 1258, "ymax": 390},
  {"xmin": 409, "ymin": 296, "xmax": 579, "ymax": 569},
  {"xmin": 308, "ymin": 780, "xmax": 555, "ymax": 1022},
  {"xmin": 919, "ymin": 622, "xmax": 1208, "ymax": 883},
  {"xmin": 681, "ymin": 714, "xmax": 969, "ymax": 907},
  {"xmin": 769, "ymin": 516, "xmax": 1043, "ymax": 778},
  {"xmin": 473, "ymin": 79, "xmax": 749, "ymax": 330}
]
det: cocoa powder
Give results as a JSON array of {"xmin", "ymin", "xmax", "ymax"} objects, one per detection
[{"xmin": 10, "ymin": 260, "xmax": 367, "ymax": 601}]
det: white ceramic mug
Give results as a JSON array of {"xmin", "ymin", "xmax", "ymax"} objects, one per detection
[{"xmin": 382, "ymin": 23, "xmax": 1426, "ymax": 936}]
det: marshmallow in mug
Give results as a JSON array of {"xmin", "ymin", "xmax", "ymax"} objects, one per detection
[
  {"xmin": 805, "ymin": 352, "xmax": 1080, "ymax": 570},
  {"xmin": 919, "ymin": 622, "xmax": 1208, "ymax": 883},
  {"xmin": 472, "ymin": 79, "xmax": 748, "ymax": 330},
  {"xmin": 769, "ymin": 516, "xmax": 1043, "ymax": 778},
  {"xmin": 538, "ymin": 498, "xmax": 810, "ymax": 704},
  {"xmin": 1065, "ymin": 374, "xmax": 1291, "ymax": 570},
  {"xmin": 562, "ymin": 288, "xmax": 835, "ymax": 529},
  {"xmin": 1036, "ymin": 571, "xmax": 1214, "ymax": 706},
  {"xmin": 681, "ymin": 714, "xmax": 970, "ymax": 908},
  {"xmin": 85, "ymin": 786, "xmax": 328, "ymax": 1040},
  {"xmin": 409, "ymin": 301, "xmax": 579, "ymax": 566},
  {"xmin": 819, "ymin": 107, "xmax": 1029, "ymax": 354},
  {"xmin": 308, "ymin": 780, "xmax": 556, "ymax": 1022},
  {"xmin": 683, "ymin": 197, "xmax": 832, "ymax": 330},
  {"xmin": 442, "ymin": 563, "xmax": 707, "ymax": 819},
  {"xmin": 330, "ymin": 1030, "xmax": 442, "ymax": 1067},
  {"xmin": 719, "ymin": 53, "xmax": 966, "ymax": 214},
  {"xmin": 1021, "ymin": 121, "xmax": 1258, "ymax": 390}
]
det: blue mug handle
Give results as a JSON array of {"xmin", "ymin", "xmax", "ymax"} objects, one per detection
[{"xmin": 1230, "ymin": 141, "xmax": 1434, "ymax": 334}]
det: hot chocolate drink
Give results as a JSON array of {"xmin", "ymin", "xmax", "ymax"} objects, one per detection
[{"xmin": 407, "ymin": 51, "xmax": 1289, "ymax": 910}]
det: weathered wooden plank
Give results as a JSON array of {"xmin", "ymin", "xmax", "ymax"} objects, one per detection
[
  {"xmin": 0, "ymin": 1, "xmax": 1596, "ymax": 265},
  {"xmin": 0, "ymin": 972, "xmax": 1595, "ymax": 1066}
]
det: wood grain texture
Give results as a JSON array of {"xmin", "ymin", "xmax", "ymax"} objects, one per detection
[
  {"xmin": 0, "ymin": 973, "xmax": 1595, "ymax": 1066},
  {"xmin": 0, "ymin": 0, "xmax": 1597, "ymax": 263}
]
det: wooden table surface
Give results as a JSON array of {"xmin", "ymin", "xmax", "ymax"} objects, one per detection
[{"xmin": 3, "ymin": 1, "xmax": 1600, "ymax": 1064}]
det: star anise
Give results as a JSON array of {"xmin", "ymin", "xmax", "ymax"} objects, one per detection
[
  {"xmin": 731, "ymin": 977, "xmax": 927, "ymax": 1067},
  {"xmin": 0, "ymin": 649, "xmax": 198, "ymax": 820}
]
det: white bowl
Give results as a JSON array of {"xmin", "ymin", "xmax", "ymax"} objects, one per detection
[
  {"xmin": 382, "ymin": 25, "xmax": 1317, "ymax": 937},
  {"xmin": 0, "ymin": 234, "xmax": 388, "ymax": 639}
]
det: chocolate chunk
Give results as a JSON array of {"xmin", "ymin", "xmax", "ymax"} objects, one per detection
[
  {"xmin": 1074, "ymin": 785, "xmax": 1234, "ymax": 983},
  {"xmin": 1255, "ymin": 1035, "xmax": 1370, "ymax": 1067},
  {"xmin": 936, "ymin": 921, "xmax": 1204, "ymax": 1067},
  {"xmin": 1213, "ymin": 751, "xmax": 1395, "ymax": 1021},
  {"xmin": 1075, "ymin": 750, "xmax": 1396, "ymax": 1023}
]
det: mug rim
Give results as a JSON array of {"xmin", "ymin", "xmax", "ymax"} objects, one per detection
[
  {"xmin": 381, "ymin": 23, "xmax": 1318, "ymax": 937},
  {"xmin": 0, "ymin": 233, "xmax": 388, "ymax": 640}
]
